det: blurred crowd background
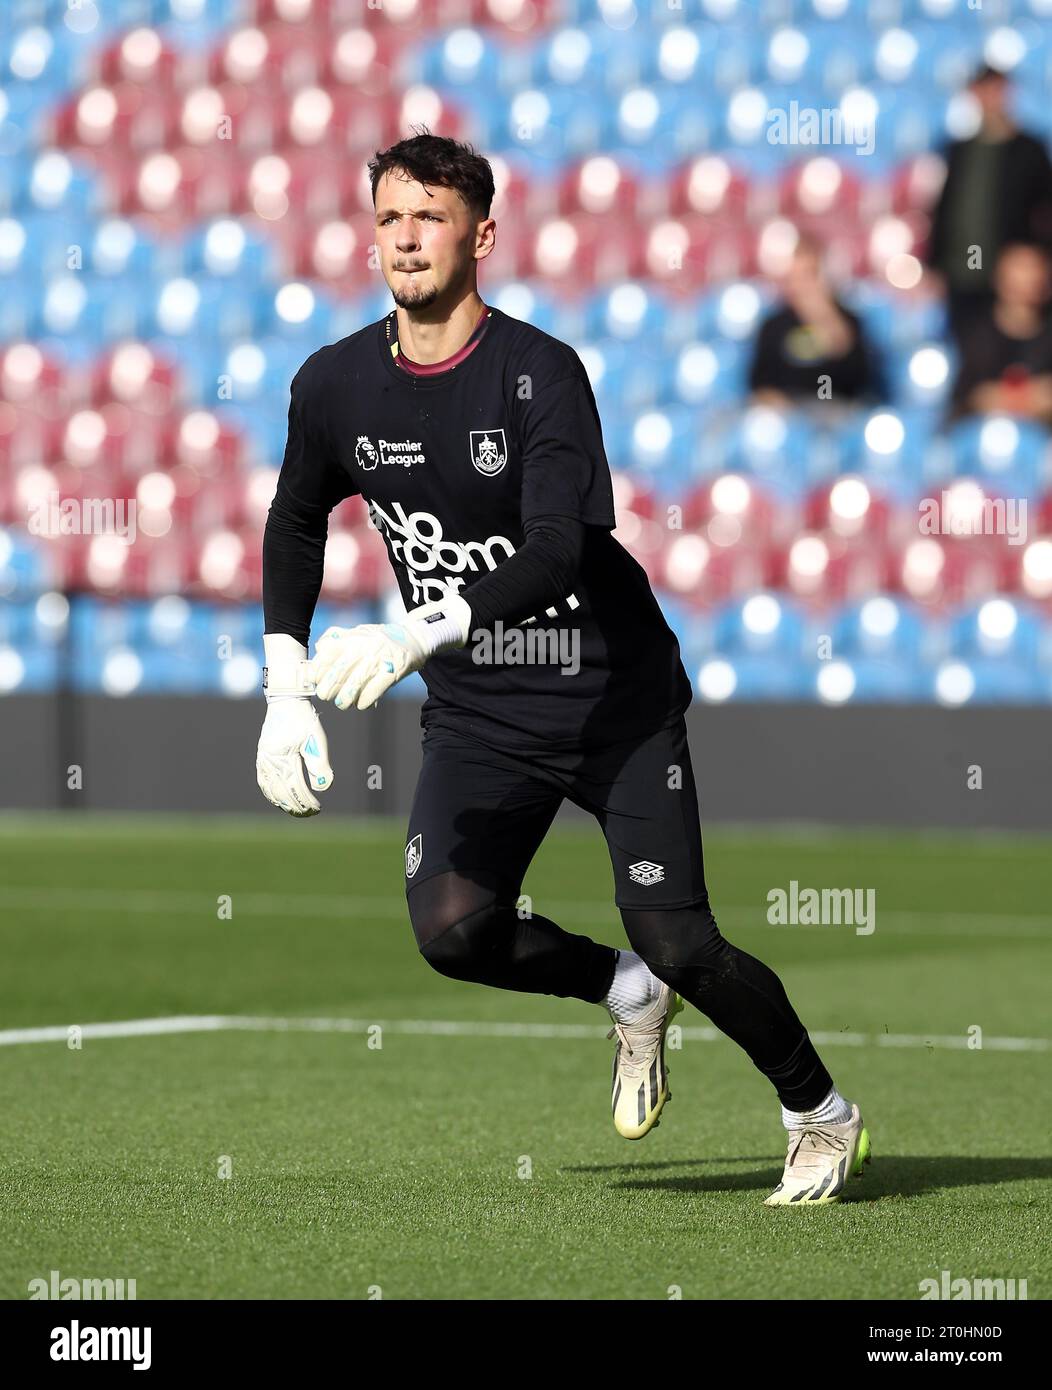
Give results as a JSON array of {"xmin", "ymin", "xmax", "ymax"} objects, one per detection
[{"xmin": 3, "ymin": 0, "xmax": 1052, "ymax": 706}]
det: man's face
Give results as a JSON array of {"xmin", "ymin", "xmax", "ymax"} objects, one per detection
[
  {"xmin": 373, "ymin": 170, "xmax": 490, "ymax": 311},
  {"xmin": 996, "ymin": 245, "xmax": 1050, "ymax": 308},
  {"xmin": 972, "ymin": 75, "xmax": 1008, "ymax": 121},
  {"xmin": 783, "ymin": 246, "xmax": 824, "ymax": 301}
]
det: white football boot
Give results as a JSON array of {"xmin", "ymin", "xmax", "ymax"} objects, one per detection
[
  {"xmin": 764, "ymin": 1103, "xmax": 872, "ymax": 1205},
  {"xmin": 607, "ymin": 983, "xmax": 683, "ymax": 1139}
]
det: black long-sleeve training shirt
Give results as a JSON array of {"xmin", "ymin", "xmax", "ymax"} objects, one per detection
[{"xmin": 262, "ymin": 305, "xmax": 691, "ymax": 752}]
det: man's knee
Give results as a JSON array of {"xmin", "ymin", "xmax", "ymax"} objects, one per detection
[
  {"xmin": 418, "ymin": 908, "xmax": 500, "ymax": 980},
  {"xmin": 621, "ymin": 896, "xmax": 733, "ymax": 989},
  {"xmin": 408, "ymin": 875, "xmax": 504, "ymax": 982}
]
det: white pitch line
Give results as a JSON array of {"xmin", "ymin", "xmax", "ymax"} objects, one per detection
[
  {"xmin": 0, "ymin": 1015, "xmax": 1047, "ymax": 1052},
  {"xmin": 0, "ymin": 887, "xmax": 1048, "ymax": 938}
]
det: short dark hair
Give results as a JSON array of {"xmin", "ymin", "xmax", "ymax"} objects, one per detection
[
  {"xmin": 970, "ymin": 62, "xmax": 1009, "ymax": 87},
  {"xmin": 997, "ymin": 240, "xmax": 1049, "ymax": 266},
  {"xmin": 368, "ymin": 127, "xmax": 495, "ymax": 220},
  {"xmin": 792, "ymin": 230, "xmax": 824, "ymax": 262}
]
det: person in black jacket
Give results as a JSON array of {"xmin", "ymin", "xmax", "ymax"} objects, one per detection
[
  {"xmin": 950, "ymin": 241, "xmax": 1052, "ymax": 425},
  {"xmin": 748, "ymin": 234, "xmax": 884, "ymax": 406},
  {"xmin": 927, "ymin": 63, "xmax": 1052, "ymax": 340}
]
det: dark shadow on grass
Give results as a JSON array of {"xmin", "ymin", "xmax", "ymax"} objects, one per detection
[{"xmin": 567, "ymin": 1156, "xmax": 1052, "ymax": 1201}]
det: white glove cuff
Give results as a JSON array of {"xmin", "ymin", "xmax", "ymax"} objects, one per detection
[
  {"xmin": 263, "ymin": 632, "xmax": 316, "ymax": 700},
  {"xmin": 406, "ymin": 594, "xmax": 474, "ymax": 658}
]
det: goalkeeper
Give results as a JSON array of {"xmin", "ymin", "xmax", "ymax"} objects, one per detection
[{"xmin": 256, "ymin": 132, "xmax": 870, "ymax": 1206}]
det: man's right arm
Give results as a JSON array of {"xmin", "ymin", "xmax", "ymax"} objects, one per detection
[
  {"xmin": 256, "ymin": 360, "xmax": 354, "ymax": 816},
  {"xmin": 262, "ymin": 479, "xmax": 330, "ymax": 649},
  {"xmin": 263, "ymin": 358, "xmax": 354, "ymax": 646}
]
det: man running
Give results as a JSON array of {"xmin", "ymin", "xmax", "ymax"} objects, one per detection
[{"xmin": 256, "ymin": 131, "xmax": 871, "ymax": 1205}]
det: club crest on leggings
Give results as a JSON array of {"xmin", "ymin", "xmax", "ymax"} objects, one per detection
[{"xmin": 405, "ymin": 834, "xmax": 422, "ymax": 878}]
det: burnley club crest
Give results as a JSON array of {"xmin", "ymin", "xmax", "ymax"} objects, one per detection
[
  {"xmin": 469, "ymin": 429, "xmax": 507, "ymax": 477},
  {"xmin": 405, "ymin": 834, "xmax": 422, "ymax": 879}
]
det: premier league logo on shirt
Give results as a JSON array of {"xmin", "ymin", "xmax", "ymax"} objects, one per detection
[
  {"xmin": 355, "ymin": 435, "xmax": 379, "ymax": 471},
  {"xmin": 469, "ymin": 428, "xmax": 507, "ymax": 477}
]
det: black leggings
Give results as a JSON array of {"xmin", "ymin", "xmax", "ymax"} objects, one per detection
[{"xmin": 407, "ymin": 869, "xmax": 833, "ymax": 1111}]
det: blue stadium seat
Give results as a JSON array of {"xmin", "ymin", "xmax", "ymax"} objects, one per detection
[
  {"xmin": 929, "ymin": 657, "xmax": 1045, "ymax": 705},
  {"xmin": 714, "ymin": 591, "xmax": 808, "ymax": 658},
  {"xmin": 668, "ymin": 339, "xmax": 749, "ymax": 408},
  {"xmin": 949, "ymin": 599, "xmax": 1043, "ymax": 664},
  {"xmin": 831, "ymin": 595, "xmax": 932, "ymax": 662},
  {"xmin": 90, "ymin": 218, "xmax": 169, "ymax": 281},
  {"xmin": 814, "ymin": 655, "xmax": 929, "ymax": 702},
  {"xmin": 489, "ymin": 284, "xmax": 563, "ymax": 339},
  {"xmin": 414, "ymin": 31, "xmax": 504, "ymax": 93},
  {"xmin": 0, "ymin": 639, "xmax": 59, "ymax": 693},
  {"xmin": 0, "ymin": 529, "xmax": 53, "ymax": 596},
  {"xmin": 583, "ymin": 284, "xmax": 673, "ymax": 344},
  {"xmin": 946, "ymin": 417, "xmax": 1046, "ymax": 500},
  {"xmin": 179, "ymin": 220, "xmax": 276, "ymax": 284},
  {"xmin": 717, "ymin": 408, "xmax": 815, "ymax": 497},
  {"xmin": 835, "ymin": 408, "xmax": 931, "ymax": 501},
  {"xmin": 693, "ymin": 652, "xmax": 813, "ymax": 701}
]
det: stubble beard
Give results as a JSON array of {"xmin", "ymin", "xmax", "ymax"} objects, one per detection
[{"xmin": 391, "ymin": 276, "xmax": 441, "ymax": 311}]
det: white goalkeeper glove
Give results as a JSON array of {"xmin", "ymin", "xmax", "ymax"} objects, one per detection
[
  {"xmin": 256, "ymin": 633, "xmax": 334, "ymax": 817},
  {"xmin": 308, "ymin": 593, "xmax": 473, "ymax": 711}
]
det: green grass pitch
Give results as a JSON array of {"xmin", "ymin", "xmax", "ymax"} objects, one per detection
[{"xmin": 1, "ymin": 813, "xmax": 1049, "ymax": 1300}]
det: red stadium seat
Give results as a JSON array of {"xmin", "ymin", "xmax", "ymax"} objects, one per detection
[
  {"xmin": 666, "ymin": 157, "xmax": 751, "ymax": 221},
  {"xmin": 779, "ymin": 159, "xmax": 863, "ymax": 221},
  {"xmin": 58, "ymin": 531, "xmax": 194, "ymax": 597},
  {"xmin": 320, "ymin": 522, "xmax": 389, "ymax": 599},
  {"xmin": 1010, "ymin": 531, "xmax": 1052, "ymax": 606},
  {"xmin": 470, "ymin": 219, "xmax": 533, "ymax": 283},
  {"xmin": 890, "ymin": 153, "xmax": 946, "ymax": 217},
  {"xmin": 557, "ymin": 158, "xmax": 642, "ymax": 218},
  {"xmin": 209, "ymin": 23, "xmax": 323, "ymax": 90},
  {"xmin": 658, "ymin": 533, "xmax": 773, "ymax": 608},
  {"xmin": 168, "ymin": 410, "xmax": 249, "ymax": 480},
  {"xmin": 52, "ymin": 85, "xmax": 176, "ymax": 153},
  {"xmin": 323, "ymin": 26, "xmax": 404, "ymax": 96},
  {"xmin": 194, "ymin": 527, "xmax": 263, "ymax": 601},
  {"xmin": 0, "ymin": 344, "xmax": 69, "ymax": 413},
  {"xmin": 891, "ymin": 536, "xmax": 1009, "ymax": 610},
  {"xmin": 0, "ymin": 408, "xmax": 65, "ymax": 471},
  {"xmin": 89, "ymin": 347, "xmax": 180, "ymax": 414},
  {"xmin": 98, "ymin": 30, "xmax": 183, "ymax": 92},
  {"xmin": 803, "ymin": 478, "xmax": 896, "ymax": 546},
  {"xmin": 644, "ymin": 216, "xmax": 757, "ymax": 291},
  {"xmin": 277, "ymin": 213, "xmax": 378, "ymax": 292},
  {"xmin": 58, "ymin": 405, "xmax": 182, "ymax": 476},
  {"xmin": 771, "ymin": 533, "xmax": 892, "ymax": 605},
  {"xmin": 4, "ymin": 462, "xmax": 61, "ymax": 526},
  {"xmin": 681, "ymin": 475, "xmax": 791, "ymax": 547}
]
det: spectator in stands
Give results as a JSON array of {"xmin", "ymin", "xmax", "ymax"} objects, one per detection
[
  {"xmin": 950, "ymin": 241, "xmax": 1052, "ymax": 426},
  {"xmin": 927, "ymin": 63, "xmax": 1052, "ymax": 340},
  {"xmin": 748, "ymin": 234, "xmax": 885, "ymax": 407}
]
